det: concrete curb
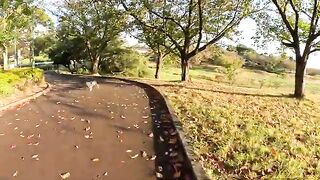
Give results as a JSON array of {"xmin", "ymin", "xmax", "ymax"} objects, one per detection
[
  {"xmin": 118, "ymin": 78, "xmax": 210, "ymax": 180},
  {"xmin": 0, "ymin": 83, "xmax": 51, "ymax": 113}
]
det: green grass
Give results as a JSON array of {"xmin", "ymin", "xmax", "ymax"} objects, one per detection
[
  {"xmin": 0, "ymin": 68, "xmax": 44, "ymax": 97},
  {"xmin": 152, "ymin": 64, "xmax": 320, "ymax": 101},
  {"xmin": 136, "ymin": 63, "xmax": 320, "ymax": 179}
]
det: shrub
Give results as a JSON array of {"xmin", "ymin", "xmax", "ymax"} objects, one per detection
[
  {"xmin": 0, "ymin": 68, "xmax": 44, "ymax": 97},
  {"xmin": 100, "ymin": 50, "xmax": 151, "ymax": 77},
  {"xmin": 307, "ymin": 68, "xmax": 320, "ymax": 76},
  {"xmin": 163, "ymin": 54, "xmax": 180, "ymax": 67},
  {"xmin": 212, "ymin": 52, "xmax": 244, "ymax": 84},
  {"xmin": 212, "ymin": 51, "xmax": 244, "ymax": 69}
]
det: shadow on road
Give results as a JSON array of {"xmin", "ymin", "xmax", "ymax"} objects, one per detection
[{"xmin": 127, "ymin": 81, "xmax": 197, "ymax": 180}]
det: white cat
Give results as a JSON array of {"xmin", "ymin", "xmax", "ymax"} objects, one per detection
[{"xmin": 86, "ymin": 80, "xmax": 100, "ymax": 91}]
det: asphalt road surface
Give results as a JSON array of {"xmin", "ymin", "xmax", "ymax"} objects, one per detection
[{"xmin": 0, "ymin": 72, "xmax": 195, "ymax": 180}]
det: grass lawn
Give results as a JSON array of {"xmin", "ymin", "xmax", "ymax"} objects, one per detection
[{"xmin": 136, "ymin": 64, "xmax": 320, "ymax": 179}]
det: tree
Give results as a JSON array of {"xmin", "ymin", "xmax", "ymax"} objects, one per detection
[
  {"xmin": 121, "ymin": 0, "xmax": 257, "ymax": 81},
  {"xmin": 0, "ymin": 0, "xmax": 51, "ymax": 68},
  {"xmin": 49, "ymin": 36, "xmax": 86, "ymax": 73},
  {"xmin": 0, "ymin": 0, "xmax": 28, "ymax": 69},
  {"xmin": 134, "ymin": 24, "xmax": 172, "ymax": 79},
  {"xmin": 34, "ymin": 33, "xmax": 55, "ymax": 56},
  {"xmin": 57, "ymin": 0, "xmax": 126, "ymax": 74},
  {"xmin": 127, "ymin": 1, "xmax": 173, "ymax": 79},
  {"xmin": 256, "ymin": 0, "xmax": 320, "ymax": 98}
]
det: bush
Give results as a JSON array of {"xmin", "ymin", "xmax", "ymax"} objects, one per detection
[
  {"xmin": 100, "ymin": 50, "xmax": 151, "ymax": 77},
  {"xmin": 0, "ymin": 68, "xmax": 44, "ymax": 96},
  {"xmin": 212, "ymin": 52, "xmax": 244, "ymax": 84},
  {"xmin": 307, "ymin": 68, "xmax": 320, "ymax": 76},
  {"xmin": 163, "ymin": 54, "xmax": 180, "ymax": 67},
  {"xmin": 212, "ymin": 51, "xmax": 244, "ymax": 69}
]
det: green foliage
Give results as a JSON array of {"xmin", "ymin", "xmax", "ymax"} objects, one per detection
[
  {"xmin": 49, "ymin": 36, "xmax": 86, "ymax": 72},
  {"xmin": 212, "ymin": 51, "xmax": 244, "ymax": 70},
  {"xmin": 212, "ymin": 52, "xmax": 243, "ymax": 84},
  {"xmin": 235, "ymin": 44, "xmax": 255, "ymax": 55},
  {"xmin": 0, "ymin": 68, "xmax": 44, "ymax": 96},
  {"xmin": 100, "ymin": 49, "xmax": 151, "ymax": 78},
  {"xmin": 34, "ymin": 34, "xmax": 56, "ymax": 56},
  {"xmin": 122, "ymin": 0, "xmax": 259, "ymax": 80},
  {"xmin": 58, "ymin": 0, "xmax": 126, "ymax": 73},
  {"xmin": 163, "ymin": 54, "xmax": 180, "ymax": 67}
]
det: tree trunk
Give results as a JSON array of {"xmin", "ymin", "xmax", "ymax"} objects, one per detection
[
  {"xmin": 181, "ymin": 59, "xmax": 189, "ymax": 81},
  {"xmin": 155, "ymin": 52, "xmax": 163, "ymax": 79},
  {"xmin": 91, "ymin": 56, "xmax": 100, "ymax": 74},
  {"xmin": 3, "ymin": 45, "xmax": 8, "ymax": 70},
  {"xmin": 294, "ymin": 57, "xmax": 307, "ymax": 98}
]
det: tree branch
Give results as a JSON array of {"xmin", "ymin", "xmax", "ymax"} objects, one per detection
[
  {"xmin": 195, "ymin": 0, "xmax": 203, "ymax": 51},
  {"xmin": 120, "ymin": 0, "xmax": 183, "ymax": 54},
  {"xmin": 271, "ymin": 0, "xmax": 295, "ymax": 37},
  {"xmin": 309, "ymin": 48, "xmax": 320, "ymax": 54}
]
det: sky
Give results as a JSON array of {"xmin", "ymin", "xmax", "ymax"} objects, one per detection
[
  {"xmin": 43, "ymin": 0, "xmax": 320, "ymax": 69},
  {"xmin": 235, "ymin": 19, "xmax": 320, "ymax": 69}
]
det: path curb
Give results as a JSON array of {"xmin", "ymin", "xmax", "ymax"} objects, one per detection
[
  {"xmin": 117, "ymin": 78, "xmax": 210, "ymax": 180},
  {"xmin": 0, "ymin": 83, "xmax": 51, "ymax": 113}
]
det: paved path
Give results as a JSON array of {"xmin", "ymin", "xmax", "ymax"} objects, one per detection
[{"xmin": 0, "ymin": 73, "xmax": 194, "ymax": 180}]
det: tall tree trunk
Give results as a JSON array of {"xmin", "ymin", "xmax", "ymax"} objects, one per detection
[
  {"xmin": 181, "ymin": 58, "xmax": 189, "ymax": 81},
  {"xmin": 155, "ymin": 52, "xmax": 163, "ymax": 79},
  {"xmin": 91, "ymin": 56, "xmax": 100, "ymax": 75},
  {"xmin": 294, "ymin": 57, "xmax": 307, "ymax": 98},
  {"xmin": 3, "ymin": 45, "xmax": 8, "ymax": 70}
]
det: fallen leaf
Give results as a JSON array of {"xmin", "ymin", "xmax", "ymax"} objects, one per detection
[
  {"xmin": 159, "ymin": 136, "xmax": 165, "ymax": 142},
  {"xmin": 84, "ymin": 135, "xmax": 92, "ymax": 139},
  {"xmin": 148, "ymin": 133, "xmax": 154, "ymax": 138},
  {"xmin": 13, "ymin": 171, "xmax": 18, "ymax": 177},
  {"xmin": 155, "ymin": 172, "xmax": 163, "ymax": 178},
  {"xmin": 103, "ymin": 172, "xmax": 108, "ymax": 176},
  {"xmin": 27, "ymin": 134, "xmax": 34, "ymax": 139},
  {"xmin": 31, "ymin": 154, "xmax": 39, "ymax": 159},
  {"xmin": 60, "ymin": 172, "xmax": 70, "ymax": 179},
  {"xmin": 150, "ymin": 155, "xmax": 156, "ymax": 161},
  {"xmin": 126, "ymin": 150, "xmax": 132, "ymax": 153},
  {"xmin": 130, "ymin": 154, "xmax": 139, "ymax": 159},
  {"xmin": 10, "ymin": 145, "xmax": 16, "ymax": 149},
  {"xmin": 141, "ymin": 151, "xmax": 147, "ymax": 158},
  {"xmin": 91, "ymin": 158, "xmax": 100, "ymax": 162}
]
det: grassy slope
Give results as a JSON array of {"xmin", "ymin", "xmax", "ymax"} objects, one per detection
[
  {"xmin": 139, "ymin": 64, "xmax": 320, "ymax": 179},
  {"xmin": 0, "ymin": 68, "xmax": 44, "ymax": 97}
]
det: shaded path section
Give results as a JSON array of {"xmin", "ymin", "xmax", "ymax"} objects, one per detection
[{"xmin": 0, "ymin": 72, "xmax": 195, "ymax": 180}]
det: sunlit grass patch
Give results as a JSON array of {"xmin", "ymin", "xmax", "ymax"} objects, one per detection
[
  {"xmin": 156, "ymin": 83, "xmax": 320, "ymax": 179},
  {"xmin": 0, "ymin": 68, "xmax": 44, "ymax": 97}
]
